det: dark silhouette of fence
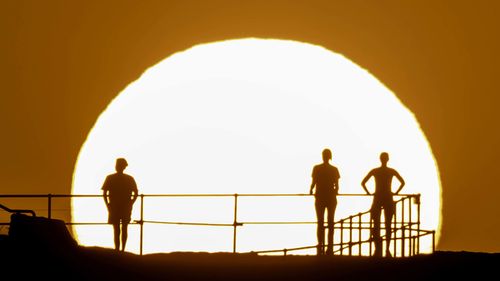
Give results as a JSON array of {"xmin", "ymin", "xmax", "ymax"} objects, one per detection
[{"xmin": 0, "ymin": 193, "xmax": 435, "ymax": 256}]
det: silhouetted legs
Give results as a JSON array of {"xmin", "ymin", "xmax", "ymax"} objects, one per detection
[
  {"xmin": 315, "ymin": 203, "xmax": 325, "ymax": 255},
  {"xmin": 121, "ymin": 222, "xmax": 129, "ymax": 251},
  {"xmin": 370, "ymin": 201, "xmax": 395, "ymax": 257},
  {"xmin": 112, "ymin": 221, "xmax": 129, "ymax": 252},
  {"xmin": 315, "ymin": 199, "xmax": 336, "ymax": 255},
  {"xmin": 371, "ymin": 207, "xmax": 382, "ymax": 257},
  {"xmin": 383, "ymin": 205, "xmax": 394, "ymax": 257},
  {"xmin": 112, "ymin": 223, "xmax": 120, "ymax": 251},
  {"xmin": 326, "ymin": 205, "xmax": 334, "ymax": 255}
]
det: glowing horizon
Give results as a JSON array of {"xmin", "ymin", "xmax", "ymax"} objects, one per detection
[{"xmin": 72, "ymin": 38, "xmax": 441, "ymax": 255}]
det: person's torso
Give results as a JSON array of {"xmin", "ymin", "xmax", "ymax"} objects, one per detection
[
  {"xmin": 106, "ymin": 173, "xmax": 136, "ymax": 204},
  {"xmin": 313, "ymin": 163, "xmax": 339, "ymax": 195},
  {"xmin": 372, "ymin": 167, "xmax": 395, "ymax": 198}
]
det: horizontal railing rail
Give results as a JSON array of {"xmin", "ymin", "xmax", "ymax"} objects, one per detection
[
  {"xmin": 0, "ymin": 203, "xmax": 36, "ymax": 217},
  {"xmin": 0, "ymin": 193, "xmax": 431, "ymax": 257}
]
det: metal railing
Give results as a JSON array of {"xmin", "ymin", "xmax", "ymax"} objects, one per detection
[
  {"xmin": 249, "ymin": 194, "xmax": 436, "ymax": 256},
  {"xmin": 0, "ymin": 203, "xmax": 36, "ymax": 217},
  {"xmin": 0, "ymin": 193, "xmax": 435, "ymax": 257}
]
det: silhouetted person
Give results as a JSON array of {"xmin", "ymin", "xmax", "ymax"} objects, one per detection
[
  {"xmin": 361, "ymin": 152, "xmax": 405, "ymax": 257},
  {"xmin": 310, "ymin": 148, "xmax": 340, "ymax": 255},
  {"xmin": 102, "ymin": 158, "xmax": 138, "ymax": 252}
]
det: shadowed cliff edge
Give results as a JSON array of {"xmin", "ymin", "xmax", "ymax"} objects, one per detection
[{"xmin": 0, "ymin": 214, "xmax": 498, "ymax": 281}]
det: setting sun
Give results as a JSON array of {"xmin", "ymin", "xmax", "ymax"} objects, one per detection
[{"xmin": 71, "ymin": 38, "xmax": 440, "ymax": 255}]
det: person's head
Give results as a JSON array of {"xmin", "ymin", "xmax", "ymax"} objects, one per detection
[
  {"xmin": 322, "ymin": 148, "xmax": 332, "ymax": 163},
  {"xmin": 380, "ymin": 152, "xmax": 389, "ymax": 166},
  {"xmin": 115, "ymin": 158, "xmax": 128, "ymax": 173}
]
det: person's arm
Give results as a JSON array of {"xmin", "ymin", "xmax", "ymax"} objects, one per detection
[
  {"xmin": 393, "ymin": 170, "xmax": 405, "ymax": 194},
  {"xmin": 334, "ymin": 169, "xmax": 340, "ymax": 194},
  {"xmin": 334, "ymin": 178, "xmax": 339, "ymax": 194},
  {"xmin": 102, "ymin": 190, "xmax": 109, "ymax": 208},
  {"xmin": 102, "ymin": 177, "xmax": 110, "ymax": 209},
  {"xmin": 361, "ymin": 170, "xmax": 373, "ymax": 195},
  {"xmin": 131, "ymin": 178, "xmax": 138, "ymax": 203},
  {"xmin": 310, "ymin": 178, "xmax": 316, "ymax": 195},
  {"xmin": 310, "ymin": 167, "xmax": 316, "ymax": 195}
]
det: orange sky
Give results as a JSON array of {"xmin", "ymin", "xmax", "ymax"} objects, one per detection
[{"xmin": 1, "ymin": 1, "xmax": 499, "ymax": 252}]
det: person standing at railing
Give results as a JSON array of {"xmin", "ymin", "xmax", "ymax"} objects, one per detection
[
  {"xmin": 310, "ymin": 148, "xmax": 340, "ymax": 256},
  {"xmin": 102, "ymin": 158, "xmax": 139, "ymax": 252},
  {"xmin": 361, "ymin": 152, "xmax": 405, "ymax": 257}
]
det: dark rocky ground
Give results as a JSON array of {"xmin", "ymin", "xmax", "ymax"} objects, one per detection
[{"xmin": 1, "ymin": 214, "xmax": 498, "ymax": 281}]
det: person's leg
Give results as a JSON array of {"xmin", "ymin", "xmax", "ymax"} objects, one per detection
[
  {"xmin": 326, "ymin": 199, "xmax": 336, "ymax": 255},
  {"xmin": 315, "ymin": 200, "xmax": 325, "ymax": 255},
  {"xmin": 383, "ymin": 202, "xmax": 395, "ymax": 257},
  {"xmin": 112, "ymin": 223, "xmax": 120, "ymax": 251},
  {"xmin": 371, "ymin": 205, "xmax": 382, "ymax": 257},
  {"xmin": 121, "ymin": 222, "xmax": 129, "ymax": 252}
]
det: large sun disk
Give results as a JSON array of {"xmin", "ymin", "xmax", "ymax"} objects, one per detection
[{"xmin": 72, "ymin": 38, "xmax": 440, "ymax": 255}]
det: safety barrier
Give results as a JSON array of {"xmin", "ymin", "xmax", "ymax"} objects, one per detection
[{"xmin": 0, "ymin": 193, "xmax": 435, "ymax": 256}]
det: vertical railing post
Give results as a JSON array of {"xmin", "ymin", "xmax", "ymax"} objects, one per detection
[
  {"xmin": 358, "ymin": 213, "xmax": 362, "ymax": 256},
  {"xmin": 348, "ymin": 216, "xmax": 353, "ymax": 256},
  {"xmin": 332, "ymin": 220, "xmax": 335, "ymax": 254},
  {"xmin": 393, "ymin": 199, "xmax": 397, "ymax": 256},
  {"xmin": 47, "ymin": 194, "xmax": 52, "ymax": 219},
  {"xmin": 369, "ymin": 212, "xmax": 372, "ymax": 257},
  {"xmin": 416, "ymin": 194, "xmax": 421, "ymax": 255},
  {"xmin": 340, "ymin": 219, "xmax": 344, "ymax": 255},
  {"xmin": 401, "ymin": 197, "xmax": 405, "ymax": 257},
  {"xmin": 140, "ymin": 194, "xmax": 144, "ymax": 256},
  {"xmin": 233, "ymin": 193, "xmax": 238, "ymax": 253},
  {"xmin": 432, "ymin": 230, "xmax": 436, "ymax": 253},
  {"xmin": 412, "ymin": 237, "xmax": 416, "ymax": 256},
  {"xmin": 408, "ymin": 196, "xmax": 413, "ymax": 256}
]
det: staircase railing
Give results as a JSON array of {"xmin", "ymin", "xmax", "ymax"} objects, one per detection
[{"xmin": 0, "ymin": 203, "xmax": 36, "ymax": 217}]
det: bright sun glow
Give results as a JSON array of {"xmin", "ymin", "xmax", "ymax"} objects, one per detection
[{"xmin": 72, "ymin": 38, "xmax": 441, "ymax": 255}]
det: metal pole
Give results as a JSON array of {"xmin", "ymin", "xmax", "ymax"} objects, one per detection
[
  {"xmin": 432, "ymin": 230, "xmax": 436, "ymax": 253},
  {"xmin": 332, "ymin": 220, "xmax": 335, "ymax": 254},
  {"xmin": 393, "ymin": 200, "xmax": 397, "ymax": 256},
  {"xmin": 140, "ymin": 194, "xmax": 144, "ymax": 256},
  {"xmin": 369, "ymin": 212, "xmax": 372, "ymax": 256},
  {"xmin": 401, "ymin": 197, "xmax": 405, "ymax": 257},
  {"xmin": 233, "ymin": 193, "xmax": 238, "ymax": 253},
  {"xmin": 417, "ymin": 194, "xmax": 421, "ymax": 255},
  {"xmin": 340, "ymin": 219, "xmax": 344, "ymax": 255},
  {"xmin": 48, "ymin": 194, "xmax": 52, "ymax": 219},
  {"xmin": 358, "ymin": 213, "xmax": 362, "ymax": 256},
  {"xmin": 409, "ymin": 196, "xmax": 413, "ymax": 256},
  {"xmin": 349, "ymin": 216, "xmax": 353, "ymax": 256},
  {"xmin": 412, "ymin": 237, "xmax": 416, "ymax": 256}
]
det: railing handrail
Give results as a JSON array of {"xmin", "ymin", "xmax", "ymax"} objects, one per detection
[
  {"xmin": 0, "ymin": 203, "xmax": 36, "ymax": 217},
  {"xmin": 0, "ymin": 193, "xmax": 420, "ymax": 198},
  {"xmin": 0, "ymin": 192, "xmax": 432, "ymax": 257},
  {"xmin": 251, "ymin": 224, "xmax": 436, "ymax": 256}
]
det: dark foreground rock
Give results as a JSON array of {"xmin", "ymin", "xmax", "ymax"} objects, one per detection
[
  {"xmin": 2, "ymin": 243, "xmax": 498, "ymax": 280},
  {"xmin": 0, "ymin": 214, "xmax": 498, "ymax": 281}
]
